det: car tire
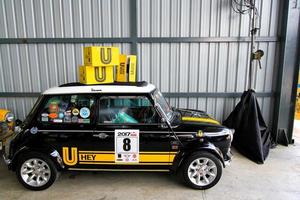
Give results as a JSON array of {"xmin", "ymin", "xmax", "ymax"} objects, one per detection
[
  {"xmin": 181, "ymin": 151, "xmax": 222, "ymax": 190},
  {"xmin": 16, "ymin": 152, "xmax": 58, "ymax": 191}
]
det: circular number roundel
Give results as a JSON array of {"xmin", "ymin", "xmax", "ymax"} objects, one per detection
[{"xmin": 80, "ymin": 107, "xmax": 90, "ymax": 119}]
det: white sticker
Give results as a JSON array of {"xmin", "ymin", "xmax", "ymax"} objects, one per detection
[
  {"xmin": 80, "ymin": 107, "xmax": 90, "ymax": 119},
  {"xmin": 115, "ymin": 129, "xmax": 139, "ymax": 163}
]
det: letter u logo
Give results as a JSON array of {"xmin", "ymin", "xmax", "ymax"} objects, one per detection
[
  {"xmin": 94, "ymin": 66, "xmax": 106, "ymax": 82},
  {"xmin": 100, "ymin": 48, "xmax": 112, "ymax": 64},
  {"xmin": 62, "ymin": 147, "xmax": 78, "ymax": 166}
]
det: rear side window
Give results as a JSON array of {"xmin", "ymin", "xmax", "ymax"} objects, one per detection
[{"xmin": 38, "ymin": 94, "xmax": 95, "ymax": 124}]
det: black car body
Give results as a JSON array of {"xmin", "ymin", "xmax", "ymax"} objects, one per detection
[{"xmin": 2, "ymin": 82, "xmax": 233, "ymax": 190}]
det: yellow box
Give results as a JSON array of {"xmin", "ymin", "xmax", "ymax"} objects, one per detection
[
  {"xmin": 79, "ymin": 65, "xmax": 114, "ymax": 84},
  {"xmin": 116, "ymin": 54, "xmax": 128, "ymax": 82},
  {"xmin": 128, "ymin": 55, "xmax": 137, "ymax": 82},
  {"xmin": 84, "ymin": 46, "xmax": 120, "ymax": 66}
]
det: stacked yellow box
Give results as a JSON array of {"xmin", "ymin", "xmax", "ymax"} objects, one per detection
[
  {"xmin": 79, "ymin": 46, "xmax": 120, "ymax": 84},
  {"xmin": 115, "ymin": 54, "xmax": 137, "ymax": 82}
]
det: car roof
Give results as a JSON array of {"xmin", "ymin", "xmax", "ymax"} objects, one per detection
[{"xmin": 42, "ymin": 81, "xmax": 157, "ymax": 95}]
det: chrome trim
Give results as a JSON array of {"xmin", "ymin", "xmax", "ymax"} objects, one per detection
[
  {"xmin": 224, "ymin": 160, "xmax": 231, "ymax": 167},
  {"xmin": 38, "ymin": 129, "xmax": 197, "ymax": 134},
  {"xmin": 203, "ymin": 128, "xmax": 234, "ymax": 137},
  {"xmin": 2, "ymin": 154, "xmax": 11, "ymax": 165},
  {"xmin": 68, "ymin": 168, "xmax": 170, "ymax": 172},
  {"xmin": 38, "ymin": 130, "xmax": 94, "ymax": 133},
  {"xmin": 170, "ymin": 134, "xmax": 194, "ymax": 139}
]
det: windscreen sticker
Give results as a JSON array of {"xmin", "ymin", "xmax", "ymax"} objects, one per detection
[
  {"xmin": 60, "ymin": 102, "xmax": 69, "ymax": 112},
  {"xmin": 83, "ymin": 119, "xmax": 90, "ymax": 123},
  {"xmin": 49, "ymin": 102, "xmax": 59, "ymax": 113},
  {"xmin": 41, "ymin": 117, "xmax": 48, "ymax": 122},
  {"xmin": 41, "ymin": 113, "xmax": 48, "ymax": 117},
  {"xmin": 58, "ymin": 112, "xmax": 64, "ymax": 119},
  {"xmin": 49, "ymin": 113, "xmax": 58, "ymax": 119},
  {"xmin": 64, "ymin": 116, "xmax": 71, "ymax": 123},
  {"xmin": 72, "ymin": 108, "xmax": 79, "ymax": 116},
  {"xmin": 71, "ymin": 95, "xmax": 77, "ymax": 103},
  {"xmin": 115, "ymin": 129, "xmax": 139, "ymax": 163},
  {"xmin": 80, "ymin": 107, "xmax": 90, "ymax": 119},
  {"xmin": 53, "ymin": 119, "xmax": 63, "ymax": 123},
  {"xmin": 72, "ymin": 116, "xmax": 78, "ymax": 123}
]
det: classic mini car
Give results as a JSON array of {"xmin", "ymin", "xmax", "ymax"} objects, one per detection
[
  {"xmin": 0, "ymin": 109, "xmax": 15, "ymax": 146},
  {"xmin": 2, "ymin": 82, "xmax": 233, "ymax": 190}
]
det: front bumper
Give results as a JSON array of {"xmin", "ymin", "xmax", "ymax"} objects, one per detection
[{"xmin": 2, "ymin": 153, "xmax": 11, "ymax": 165}]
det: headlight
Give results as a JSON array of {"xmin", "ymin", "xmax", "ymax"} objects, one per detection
[{"xmin": 5, "ymin": 112, "xmax": 14, "ymax": 123}]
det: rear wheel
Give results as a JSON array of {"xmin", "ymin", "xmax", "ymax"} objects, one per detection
[
  {"xmin": 16, "ymin": 152, "xmax": 58, "ymax": 190},
  {"xmin": 181, "ymin": 152, "xmax": 222, "ymax": 189}
]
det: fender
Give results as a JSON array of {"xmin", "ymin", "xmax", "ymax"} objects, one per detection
[
  {"xmin": 171, "ymin": 142, "xmax": 225, "ymax": 172},
  {"xmin": 9, "ymin": 145, "xmax": 65, "ymax": 171}
]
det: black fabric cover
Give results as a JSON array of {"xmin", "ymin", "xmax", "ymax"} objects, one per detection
[{"xmin": 223, "ymin": 89, "xmax": 271, "ymax": 164}]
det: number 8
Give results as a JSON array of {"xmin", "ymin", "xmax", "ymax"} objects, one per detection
[{"xmin": 123, "ymin": 138, "xmax": 131, "ymax": 151}]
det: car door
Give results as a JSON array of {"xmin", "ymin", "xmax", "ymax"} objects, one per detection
[
  {"xmin": 34, "ymin": 94, "xmax": 98, "ymax": 168},
  {"xmin": 91, "ymin": 94, "xmax": 173, "ymax": 170}
]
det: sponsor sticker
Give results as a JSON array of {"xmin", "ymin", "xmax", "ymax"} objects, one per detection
[
  {"xmin": 41, "ymin": 117, "xmax": 48, "ymax": 122},
  {"xmin": 53, "ymin": 119, "xmax": 63, "ymax": 123},
  {"xmin": 71, "ymin": 95, "xmax": 77, "ymax": 103},
  {"xmin": 41, "ymin": 113, "xmax": 48, "ymax": 117},
  {"xmin": 83, "ymin": 119, "xmax": 90, "ymax": 124},
  {"xmin": 65, "ymin": 111, "xmax": 72, "ymax": 116},
  {"xmin": 49, "ymin": 113, "xmax": 58, "ymax": 119},
  {"xmin": 80, "ymin": 107, "xmax": 90, "ymax": 119},
  {"xmin": 64, "ymin": 116, "xmax": 71, "ymax": 123},
  {"xmin": 49, "ymin": 102, "xmax": 59, "ymax": 113},
  {"xmin": 115, "ymin": 129, "xmax": 139, "ymax": 163},
  {"xmin": 72, "ymin": 108, "xmax": 79, "ymax": 116},
  {"xmin": 71, "ymin": 116, "xmax": 78, "ymax": 123},
  {"xmin": 58, "ymin": 112, "xmax": 64, "ymax": 119}
]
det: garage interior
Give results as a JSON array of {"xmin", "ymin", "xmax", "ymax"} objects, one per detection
[{"xmin": 0, "ymin": 0, "xmax": 300, "ymax": 199}]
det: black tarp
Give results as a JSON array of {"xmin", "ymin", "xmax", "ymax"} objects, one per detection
[{"xmin": 223, "ymin": 89, "xmax": 271, "ymax": 164}]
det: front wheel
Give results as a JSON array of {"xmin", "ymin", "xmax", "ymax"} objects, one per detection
[
  {"xmin": 16, "ymin": 152, "xmax": 58, "ymax": 190},
  {"xmin": 181, "ymin": 152, "xmax": 222, "ymax": 190}
]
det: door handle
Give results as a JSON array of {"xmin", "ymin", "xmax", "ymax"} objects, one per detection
[{"xmin": 93, "ymin": 132, "xmax": 109, "ymax": 139}]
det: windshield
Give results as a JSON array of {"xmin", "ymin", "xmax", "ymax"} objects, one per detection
[{"xmin": 152, "ymin": 90, "xmax": 173, "ymax": 121}]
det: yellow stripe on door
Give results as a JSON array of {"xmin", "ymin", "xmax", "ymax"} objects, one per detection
[{"xmin": 78, "ymin": 153, "xmax": 176, "ymax": 163}]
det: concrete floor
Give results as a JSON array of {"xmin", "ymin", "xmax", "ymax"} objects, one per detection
[{"xmin": 0, "ymin": 127, "xmax": 300, "ymax": 200}]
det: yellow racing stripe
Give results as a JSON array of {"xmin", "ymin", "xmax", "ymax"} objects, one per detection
[{"xmin": 182, "ymin": 116, "xmax": 220, "ymax": 125}]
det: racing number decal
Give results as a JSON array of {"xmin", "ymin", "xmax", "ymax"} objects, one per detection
[
  {"xmin": 123, "ymin": 138, "xmax": 131, "ymax": 151},
  {"xmin": 115, "ymin": 129, "xmax": 139, "ymax": 163}
]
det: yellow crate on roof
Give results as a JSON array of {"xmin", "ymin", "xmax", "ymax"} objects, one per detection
[
  {"xmin": 79, "ymin": 65, "xmax": 114, "ymax": 84},
  {"xmin": 84, "ymin": 46, "xmax": 120, "ymax": 66},
  {"xmin": 128, "ymin": 55, "xmax": 137, "ymax": 82},
  {"xmin": 115, "ymin": 55, "xmax": 137, "ymax": 82},
  {"xmin": 116, "ymin": 54, "xmax": 127, "ymax": 82}
]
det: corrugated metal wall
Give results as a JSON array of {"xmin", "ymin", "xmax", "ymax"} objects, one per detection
[{"xmin": 0, "ymin": 0, "xmax": 281, "ymax": 127}]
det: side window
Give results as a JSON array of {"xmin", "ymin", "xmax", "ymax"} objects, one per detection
[
  {"xmin": 38, "ymin": 94, "xmax": 95, "ymax": 124},
  {"xmin": 99, "ymin": 96, "xmax": 159, "ymax": 124}
]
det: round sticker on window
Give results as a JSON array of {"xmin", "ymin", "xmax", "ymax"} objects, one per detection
[
  {"xmin": 80, "ymin": 107, "xmax": 90, "ymax": 119},
  {"xmin": 72, "ymin": 108, "xmax": 79, "ymax": 116},
  {"xmin": 58, "ymin": 112, "xmax": 64, "ymax": 119}
]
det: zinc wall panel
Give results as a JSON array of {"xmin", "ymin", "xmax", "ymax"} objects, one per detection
[
  {"xmin": 0, "ymin": 43, "xmax": 130, "ymax": 93},
  {"xmin": 0, "ymin": 0, "xmax": 130, "ymax": 38},
  {"xmin": 138, "ymin": 0, "xmax": 279, "ymax": 37}
]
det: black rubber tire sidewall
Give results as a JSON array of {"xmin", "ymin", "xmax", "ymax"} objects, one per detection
[
  {"xmin": 181, "ymin": 151, "xmax": 223, "ymax": 190},
  {"xmin": 16, "ymin": 152, "xmax": 58, "ymax": 191}
]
